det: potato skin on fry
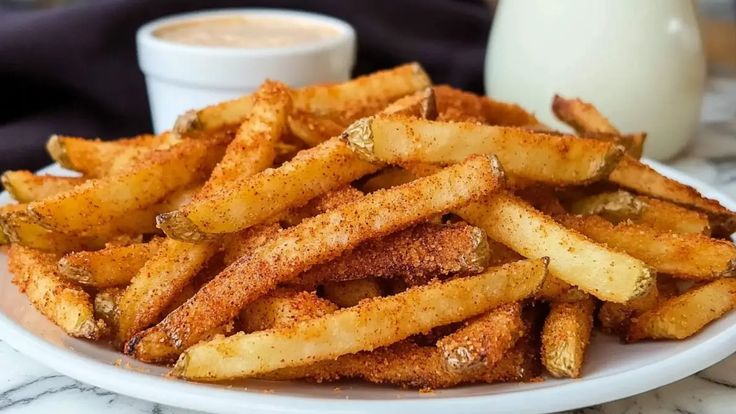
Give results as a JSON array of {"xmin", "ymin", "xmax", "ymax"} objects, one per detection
[
  {"xmin": 130, "ymin": 155, "xmax": 506, "ymax": 362},
  {"xmin": 541, "ymin": 297, "xmax": 595, "ymax": 378},
  {"xmin": 1, "ymin": 171, "xmax": 86, "ymax": 203}
]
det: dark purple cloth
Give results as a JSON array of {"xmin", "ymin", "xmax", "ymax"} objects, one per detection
[{"xmin": 0, "ymin": 0, "xmax": 492, "ymax": 171}]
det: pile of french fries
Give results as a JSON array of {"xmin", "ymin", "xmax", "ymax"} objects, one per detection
[{"xmin": 3, "ymin": 62, "xmax": 736, "ymax": 389}]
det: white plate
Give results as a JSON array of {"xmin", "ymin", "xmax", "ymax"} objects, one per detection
[{"xmin": 1, "ymin": 161, "xmax": 735, "ymax": 414}]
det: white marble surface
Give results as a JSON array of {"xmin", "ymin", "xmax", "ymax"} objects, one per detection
[{"xmin": 1, "ymin": 79, "xmax": 735, "ymax": 414}]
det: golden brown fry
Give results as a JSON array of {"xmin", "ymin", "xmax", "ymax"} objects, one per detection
[
  {"xmin": 380, "ymin": 87, "xmax": 437, "ymax": 120},
  {"xmin": 627, "ymin": 278, "xmax": 736, "ymax": 341},
  {"xmin": 294, "ymin": 222, "xmax": 489, "ymax": 288},
  {"xmin": 8, "ymin": 245, "xmax": 105, "ymax": 339},
  {"xmin": 129, "ymin": 155, "xmax": 505, "ymax": 362},
  {"xmin": 29, "ymin": 139, "xmax": 222, "ymax": 233},
  {"xmin": 58, "ymin": 239, "xmax": 163, "ymax": 288},
  {"xmin": 1, "ymin": 171, "xmax": 86, "ymax": 203},
  {"xmin": 160, "ymin": 137, "xmax": 379, "ymax": 238},
  {"xmin": 174, "ymin": 95, "xmax": 254, "ymax": 134},
  {"xmin": 265, "ymin": 338, "xmax": 539, "ymax": 389},
  {"xmin": 537, "ymin": 277, "xmax": 589, "ymax": 303},
  {"xmin": 322, "ymin": 278, "xmax": 383, "ymax": 307},
  {"xmin": 437, "ymin": 303, "xmax": 524, "ymax": 372},
  {"xmin": 609, "ymin": 156, "xmax": 736, "ymax": 238},
  {"xmin": 222, "ymin": 224, "xmax": 282, "ymax": 266},
  {"xmin": 552, "ymin": 95, "xmax": 619, "ymax": 135},
  {"xmin": 343, "ymin": 116, "xmax": 624, "ymax": 185},
  {"xmin": 541, "ymin": 297, "xmax": 595, "ymax": 378},
  {"xmin": 240, "ymin": 289, "xmax": 338, "ymax": 333},
  {"xmin": 287, "ymin": 111, "xmax": 345, "ymax": 147},
  {"xmin": 170, "ymin": 259, "xmax": 546, "ymax": 380},
  {"xmin": 559, "ymin": 214, "xmax": 736, "ymax": 280},
  {"xmin": 435, "ymin": 85, "xmax": 541, "ymax": 127},
  {"xmin": 598, "ymin": 280, "xmax": 661, "ymax": 335},
  {"xmin": 458, "ymin": 192, "xmax": 654, "ymax": 303},
  {"xmin": 94, "ymin": 288, "xmax": 123, "ymax": 333}
]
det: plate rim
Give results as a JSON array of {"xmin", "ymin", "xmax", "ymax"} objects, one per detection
[{"xmin": 1, "ymin": 160, "xmax": 735, "ymax": 414}]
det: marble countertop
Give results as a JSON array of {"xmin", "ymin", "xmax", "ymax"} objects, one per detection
[{"xmin": 2, "ymin": 78, "xmax": 735, "ymax": 414}]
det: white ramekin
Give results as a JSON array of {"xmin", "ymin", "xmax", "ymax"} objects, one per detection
[{"xmin": 137, "ymin": 9, "xmax": 356, "ymax": 132}]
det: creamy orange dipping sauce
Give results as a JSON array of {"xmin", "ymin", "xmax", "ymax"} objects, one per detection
[{"xmin": 154, "ymin": 16, "xmax": 340, "ymax": 48}]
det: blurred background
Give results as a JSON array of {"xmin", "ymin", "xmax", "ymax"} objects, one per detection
[{"xmin": 1, "ymin": 0, "xmax": 734, "ymax": 171}]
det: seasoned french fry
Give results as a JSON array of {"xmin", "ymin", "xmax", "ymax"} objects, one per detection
[
  {"xmin": 240, "ymin": 289, "xmax": 338, "ymax": 333},
  {"xmin": 287, "ymin": 111, "xmax": 345, "ymax": 147},
  {"xmin": 94, "ymin": 288, "xmax": 123, "ymax": 332},
  {"xmin": 627, "ymin": 278, "xmax": 736, "ymax": 341},
  {"xmin": 360, "ymin": 168, "xmax": 416, "ymax": 192},
  {"xmin": 174, "ymin": 95, "xmax": 255, "ymax": 134},
  {"xmin": 293, "ymin": 62, "xmax": 431, "ymax": 120},
  {"xmin": 278, "ymin": 186, "xmax": 364, "ymax": 227},
  {"xmin": 29, "ymin": 139, "xmax": 223, "ymax": 233},
  {"xmin": 609, "ymin": 156, "xmax": 736, "ymax": 237},
  {"xmin": 435, "ymin": 85, "xmax": 540, "ymax": 127},
  {"xmin": 437, "ymin": 302, "xmax": 524, "ymax": 371},
  {"xmin": 343, "ymin": 117, "xmax": 624, "ymax": 185},
  {"xmin": 552, "ymin": 95, "xmax": 619, "ymax": 135},
  {"xmin": 265, "ymin": 338, "xmax": 539, "ymax": 388},
  {"xmin": 537, "ymin": 277, "xmax": 589, "ymax": 303},
  {"xmin": 323, "ymin": 278, "xmax": 383, "ymax": 307},
  {"xmin": 159, "ymin": 137, "xmax": 380, "ymax": 238},
  {"xmin": 128, "ymin": 155, "xmax": 505, "ymax": 362},
  {"xmin": 458, "ymin": 192, "xmax": 654, "ymax": 303},
  {"xmin": 559, "ymin": 214, "xmax": 736, "ymax": 280},
  {"xmin": 222, "ymin": 224, "xmax": 282, "ymax": 265},
  {"xmin": 293, "ymin": 222, "xmax": 489, "ymax": 287},
  {"xmin": 8, "ymin": 245, "xmax": 105, "ymax": 339},
  {"xmin": 541, "ymin": 297, "xmax": 595, "ymax": 378},
  {"xmin": 1, "ymin": 171, "xmax": 86, "ymax": 203},
  {"xmin": 380, "ymin": 87, "xmax": 437, "ymax": 120},
  {"xmin": 598, "ymin": 280, "xmax": 661, "ymax": 335},
  {"xmin": 170, "ymin": 259, "xmax": 547, "ymax": 380},
  {"xmin": 58, "ymin": 239, "xmax": 163, "ymax": 288},
  {"xmin": 567, "ymin": 190, "xmax": 711, "ymax": 235}
]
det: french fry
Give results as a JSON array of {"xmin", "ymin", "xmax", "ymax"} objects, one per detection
[
  {"xmin": 323, "ymin": 278, "xmax": 383, "ymax": 307},
  {"xmin": 240, "ymin": 289, "xmax": 338, "ymax": 333},
  {"xmin": 627, "ymin": 278, "xmax": 736, "ymax": 341},
  {"xmin": 293, "ymin": 222, "xmax": 489, "ymax": 288},
  {"xmin": 343, "ymin": 116, "xmax": 624, "ymax": 185},
  {"xmin": 609, "ymin": 156, "xmax": 736, "ymax": 238},
  {"xmin": 94, "ymin": 288, "xmax": 123, "ymax": 332},
  {"xmin": 265, "ymin": 338, "xmax": 539, "ymax": 388},
  {"xmin": 287, "ymin": 111, "xmax": 345, "ymax": 147},
  {"xmin": 58, "ymin": 239, "xmax": 163, "ymax": 288},
  {"xmin": 537, "ymin": 277, "xmax": 589, "ymax": 303},
  {"xmin": 1, "ymin": 171, "xmax": 86, "ymax": 203},
  {"xmin": 29, "ymin": 139, "xmax": 223, "ymax": 233},
  {"xmin": 567, "ymin": 190, "xmax": 711, "ymax": 235},
  {"xmin": 360, "ymin": 167, "xmax": 416, "ymax": 192},
  {"xmin": 174, "ymin": 95, "xmax": 254, "ymax": 134},
  {"xmin": 222, "ymin": 224, "xmax": 282, "ymax": 265},
  {"xmin": 159, "ymin": 137, "xmax": 380, "ymax": 238},
  {"xmin": 457, "ymin": 192, "xmax": 654, "ymax": 303},
  {"xmin": 541, "ymin": 297, "xmax": 595, "ymax": 378},
  {"xmin": 128, "ymin": 155, "xmax": 505, "ymax": 362},
  {"xmin": 278, "ymin": 186, "xmax": 364, "ymax": 227},
  {"xmin": 436, "ymin": 302, "xmax": 524, "ymax": 372},
  {"xmin": 8, "ymin": 245, "xmax": 105, "ymax": 339},
  {"xmin": 598, "ymin": 279, "xmax": 663, "ymax": 335},
  {"xmin": 552, "ymin": 95, "xmax": 619, "ymax": 135},
  {"xmin": 435, "ymin": 85, "xmax": 541, "ymax": 127},
  {"xmin": 292, "ymin": 62, "xmax": 431, "ymax": 120},
  {"xmin": 559, "ymin": 214, "xmax": 736, "ymax": 280},
  {"xmin": 170, "ymin": 259, "xmax": 547, "ymax": 380},
  {"xmin": 380, "ymin": 87, "xmax": 437, "ymax": 119}
]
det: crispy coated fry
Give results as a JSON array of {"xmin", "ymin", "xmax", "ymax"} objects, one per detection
[
  {"xmin": 160, "ymin": 137, "xmax": 379, "ymax": 238},
  {"xmin": 458, "ymin": 192, "xmax": 654, "ymax": 302},
  {"xmin": 240, "ymin": 289, "xmax": 338, "ymax": 333},
  {"xmin": 222, "ymin": 224, "xmax": 282, "ymax": 265},
  {"xmin": 360, "ymin": 168, "xmax": 416, "ymax": 192},
  {"xmin": 541, "ymin": 297, "xmax": 595, "ymax": 378},
  {"xmin": 8, "ymin": 245, "xmax": 105, "ymax": 339},
  {"xmin": 293, "ymin": 222, "xmax": 489, "ymax": 287},
  {"xmin": 58, "ymin": 239, "xmax": 163, "ymax": 288},
  {"xmin": 343, "ymin": 116, "xmax": 624, "ymax": 185},
  {"xmin": 435, "ymin": 85, "xmax": 541, "ymax": 127},
  {"xmin": 609, "ymin": 156, "xmax": 736, "ymax": 238},
  {"xmin": 1, "ymin": 171, "xmax": 86, "ymax": 203},
  {"xmin": 559, "ymin": 214, "xmax": 736, "ymax": 280},
  {"xmin": 94, "ymin": 288, "xmax": 123, "ymax": 333},
  {"xmin": 322, "ymin": 278, "xmax": 383, "ymax": 307},
  {"xmin": 598, "ymin": 280, "xmax": 662, "ymax": 335},
  {"xmin": 129, "ymin": 156, "xmax": 505, "ymax": 362},
  {"xmin": 380, "ymin": 87, "xmax": 437, "ymax": 120},
  {"xmin": 537, "ymin": 277, "xmax": 589, "ymax": 303},
  {"xmin": 29, "ymin": 139, "xmax": 222, "ymax": 233},
  {"xmin": 278, "ymin": 186, "xmax": 364, "ymax": 227},
  {"xmin": 627, "ymin": 278, "xmax": 736, "ymax": 341},
  {"xmin": 174, "ymin": 95, "xmax": 255, "ymax": 134},
  {"xmin": 170, "ymin": 259, "xmax": 547, "ymax": 380},
  {"xmin": 437, "ymin": 303, "xmax": 524, "ymax": 372},
  {"xmin": 265, "ymin": 338, "xmax": 539, "ymax": 389}
]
